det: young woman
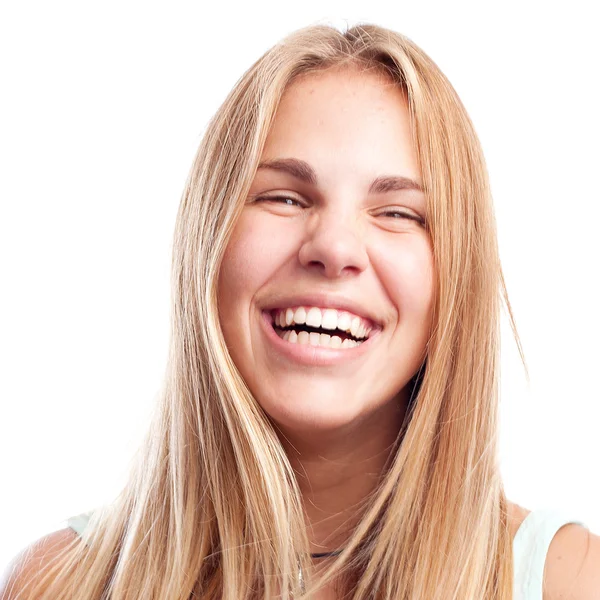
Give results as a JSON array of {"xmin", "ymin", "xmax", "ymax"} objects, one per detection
[{"xmin": 2, "ymin": 22, "xmax": 598, "ymax": 600}]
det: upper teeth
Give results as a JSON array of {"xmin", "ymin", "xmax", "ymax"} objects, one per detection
[{"xmin": 273, "ymin": 306, "xmax": 373, "ymax": 339}]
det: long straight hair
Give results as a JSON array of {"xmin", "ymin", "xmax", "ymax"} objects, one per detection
[{"xmin": 17, "ymin": 22, "xmax": 526, "ymax": 599}]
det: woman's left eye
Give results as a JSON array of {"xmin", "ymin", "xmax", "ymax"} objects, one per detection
[{"xmin": 379, "ymin": 210, "xmax": 425, "ymax": 225}]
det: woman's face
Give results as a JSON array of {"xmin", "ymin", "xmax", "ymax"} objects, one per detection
[{"xmin": 217, "ymin": 67, "xmax": 435, "ymax": 438}]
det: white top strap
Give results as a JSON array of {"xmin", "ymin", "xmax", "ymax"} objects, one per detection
[
  {"xmin": 66, "ymin": 511, "xmax": 95, "ymax": 543},
  {"xmin": 512, "ymin": 508, "xmax": 587, "ymax": 600}
]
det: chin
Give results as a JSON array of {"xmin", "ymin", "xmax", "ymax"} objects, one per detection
[{"xmin": 258, "ymin": 389, "xmax": 386, "ymax": 437}]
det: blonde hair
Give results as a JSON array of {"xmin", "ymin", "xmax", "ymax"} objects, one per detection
[{"xmin": 16, "ymin": 22, "xmax": 526, "ymax": 599}]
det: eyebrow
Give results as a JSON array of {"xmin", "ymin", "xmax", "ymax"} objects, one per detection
[{"xmin": 256, "ymin": 158, "xmax": 423, "ymax": 194}]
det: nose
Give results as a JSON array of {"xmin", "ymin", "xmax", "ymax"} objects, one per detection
[{"xmin": 297, "ymin": 206, "xmax": 369, "ymax": 279}]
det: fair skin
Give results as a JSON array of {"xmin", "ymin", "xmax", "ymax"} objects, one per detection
[
  {"xmin": 3, "ymin": 68, "xmax": 598, "ymax": 599},
  {"xmin": 217, "ymin": 66, "xmax": 433, "ymax": 555}
]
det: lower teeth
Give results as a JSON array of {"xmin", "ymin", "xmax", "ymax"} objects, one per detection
[{"xmin": 275, "ymin": 328, "xmax": 362, "ymax": 348}]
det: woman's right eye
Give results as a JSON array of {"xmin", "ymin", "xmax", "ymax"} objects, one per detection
[{"xmin": 255, "ymin": 195, "xmax": 303, "ymax": 207}]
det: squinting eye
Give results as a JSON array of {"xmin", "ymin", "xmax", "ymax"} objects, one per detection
[
  {"xmin": 255, "ymin": 195, "xmax": 303, "ymax": 207},
  {"xmin": 380, "ymin": 210, "xmax": 425, "ymax": 225}
]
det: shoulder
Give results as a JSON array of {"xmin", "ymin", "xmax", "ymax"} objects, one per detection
[
  {"xmin": 543, "ymin": 521, "xmax": 600, "ymax": 600},
  {"xmin": 508, "ymin": 500, "xmax": 600, "ymax": 599},
  {"xmin": 0, "ymin": 528, "xmax": 78, "ymax": 599}
]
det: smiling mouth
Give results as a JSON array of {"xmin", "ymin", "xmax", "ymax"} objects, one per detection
[
  {"xmin": 274, "ymin": 325, "xmax": 365, "ymax": 348},
  {"xmin": 269, "ymin": 316, "xmax": 367, "ymax": 349}
]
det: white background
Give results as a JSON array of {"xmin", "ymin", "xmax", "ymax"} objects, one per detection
[{"xmin": 1, "ymin": 0, "xmax": 598, "ymax": 568}]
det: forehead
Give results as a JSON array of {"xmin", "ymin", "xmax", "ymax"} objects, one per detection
[
  {"xmin": 260, "ymin": 66, "xmax": 420, "ymax": 185},
  {"xmin": 286, "ymin": 64, "xmax": 403, "ymax": 97},
  {"xmin": 275, "ymin": 66, "xmax": 408, "ymax": 125}
]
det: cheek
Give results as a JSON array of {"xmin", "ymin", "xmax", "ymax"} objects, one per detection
[
  {"xmin": 376, "ymin": 236, "xmax": 435, "ymax": 316},
  {"xmin": 217, "ymin": 219, "xmax": 264, "ymax": 365},
  {"xmin": 220, "ymin": 216, "xmax": 265, "ymax": 296},
  {"xmin": 218, "ymin": 212, "xmax": 295, "ymax": 316}
]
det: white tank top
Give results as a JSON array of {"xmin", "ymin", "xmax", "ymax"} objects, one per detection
[
  {"xmin": 512, "ymin": 508, "xmax": 586, "ymax": 599},
  {"xmin": 66, "ymin": 508, "xmax": 587, "ymax": 599}
]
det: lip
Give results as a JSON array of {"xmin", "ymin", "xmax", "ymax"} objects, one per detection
[
  {"xmin": 261, "ymin": 292, "xmax": 384, "ymax": 331},
  {"xmin": 260, "ymin": 309, "xmax": 381, "ymax": 367}
]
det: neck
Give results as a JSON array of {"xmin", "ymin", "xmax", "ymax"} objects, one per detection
[{"xmin": 279, "ymin": 392, "xmax": 409, "ymax": 555}]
